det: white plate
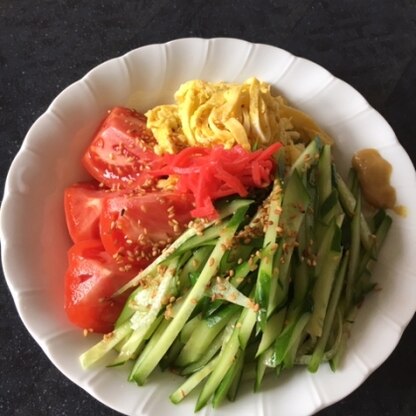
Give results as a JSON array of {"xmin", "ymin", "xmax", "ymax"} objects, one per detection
[{"xmin": 1, "ymin": 38, "xmax": 416, "ymax": 416}]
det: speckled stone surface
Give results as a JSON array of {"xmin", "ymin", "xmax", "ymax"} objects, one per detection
[{"xmin": 1, "ymin": 1, "xmax": 415, "ymax": 415}]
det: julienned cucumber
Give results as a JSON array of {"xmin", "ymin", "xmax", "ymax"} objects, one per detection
[{"xmin": 79, "ymin": 138, "xmax": 392, "ymax": 411}]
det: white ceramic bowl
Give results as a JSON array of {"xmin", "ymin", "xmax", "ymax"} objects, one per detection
[{"xmin": 2, "ymin": 38, "xmax": 416, "ymax": 416}]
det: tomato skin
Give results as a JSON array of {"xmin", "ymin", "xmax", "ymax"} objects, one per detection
[
  {"xmin": 64, "ymin": 182, "xmax": 113, "ymax": 243},
  {"xmin": 100, "ymin": 191, "xmax": 194, "ymax": 266},
  {"xmin": 64, "ymin": 240, "xmax": 140, "ymax": 333},
  {"xmin": 82, "ymin": 107, "xmax": 157, "ymax": 189}
]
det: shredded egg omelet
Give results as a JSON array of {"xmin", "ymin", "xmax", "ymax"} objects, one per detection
[{"xmin": 145, "ymin": 77, "xmax": 332, "ymax": 155}]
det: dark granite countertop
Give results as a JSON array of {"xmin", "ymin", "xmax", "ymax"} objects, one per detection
[{"xmin": 1, "ymin": 1, "xmax": 415, "ymax": 415}]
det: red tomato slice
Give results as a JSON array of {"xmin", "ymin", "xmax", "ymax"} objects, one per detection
[
  {"xmin": 64, "ymin": 182, "xmax": 112, "ymax": 243},
  {"xmin": 64, "ymin": 240, "xmax": 141, "ymax": 333},
  {"xmin": 82, "ymin": 107, "xmax": 157, "ymax": 189},
  {"xmin": 100, "ymin": 191, "xmax": 194, "ymax": 266}
]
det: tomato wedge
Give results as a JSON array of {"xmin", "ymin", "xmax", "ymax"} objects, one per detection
[
  {"xmin": 100, "ymin": 191, "xmax": 194, "ymax": 266},
  {"xmin": 82, "ymin": 107, "xmax": 158, "ymax": 189},
  {"xmin": 64, "ymin": 240, "xmax": 141, "ymax": 333},
  {"xmin": 64, "ymin": 182, "xmax": 112, "ymax": 243}
]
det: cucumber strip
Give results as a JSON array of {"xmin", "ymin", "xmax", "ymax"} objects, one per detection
[
  {"xmin": 334, "ymin": 171, "xmax": 356, "ymax": 216},
  {"xmin": 346, "ymin": 168, "xmax": 359, "ymax": 195},
  {"xmin": 320, "ymin": 189, "xmax": 343, "ymax": 225},
  {"xmin": 269, "ymin": 245, "xmax": 294, "ymax": 315},
  {"xmin": 289, "ymin": 137, "xmax": 322, "ymax": 176},
  {"xmin": 296, "ymin": 310, "xmax": 343, "ymax": 365},
  {"xmin": 369, "ymin": 208, "xmax": 387, "ymax": 233},
  {"xmin": 295, "ymin": 334, "xmax": 317, "ymax": 358},
  {"xmin": 317, "ymin": 144, "xmax": 332, "ymax": 204},
  {"xmin": 180, "ymin": 314, "xmax": 202, "ymax": 343},
  {"xmin": 117, "ymin": 313, "xmax": 167, "ymax": 361},
  {"xmin": 334, "ymin": 171, "xmax": 375, "ymax": 253},
  {"xmin": 227, "ymin": 349, "xmax": 245, "ymax": 401},
  {"xmin": 129, "ymin": 258, "xmax": 178, "ymax": 327},
  {"xmin": 113, "ymin": 331, "xmax": 133, "ymax": 354},
  {"xmin": 128, "ymin": 317, "xmax": 171, "ymax": 381},
  {"xmin": 144, "ymin": 315, "xmax": 164, "ymax": 340},
  {"xmin": 238, "ymin": 307, "xmax": 257, "ymax": 350},
  {"xmin": 178, "ymin": 246, "xmax": 213, "ymax": 290},
  {"xmin": 268, "ymin": 170, "xmax": 310, "ymax": 314},
  {"xmin": 230, "ymin": 256, "xmax": 259, "ymax": 287},
  {"xmin": 80, "ymin": 321, "xmax": 132, "ymax": 369},
  {"xmin": 195, "ymin": 329, "xmax": 240, "ymax": 411},
  {"xmin": 175, "ymin": 223, "xmax": 223, "ymax": 255},
  {"xmin": 255, "ymin": 346, "xmax": 273, "ymax": 390},
  {"xmin": 307, "ymin": 227, "xmax": 342, "ymax": 337},
  {"xmin": 195, "ymin": 305, "xmax": 256, "ymax": 411},
  {"xmin": 215, "ymin": 198, "xmax": 254, "ymax": 219},
  {"xmin": 114, "ymin": 285, "xmax": 142, "ymax": 328},
  {"xmin": 372, "ymin": 213, "xmax": 392, "ymax": 257},
  {"xmin": 181, "ymin": 331, "xmax": 225, "ymax": 375},
  {"xmin": 323, "ymin": 308, "xmax": 344, "ymax": 362},
  {"xmin": 356, "ymin": 214, "xmax": 392, "ymax": 285},
  {"xmin": 116, "ymin": 257, "xmax": 179, "ymax": 365},
  {"xmin": 352, "ymin": 213, "xmax": 392, "ymax": 307},
  {"xmin": 170, "ymin": 356, "xmax": 220, "ymax": 404},
  {"xmin": 330, "ymin": 306, "xmax": 358, "ymax": 371},
  {"xmin": 130, "ymin": 206, "xmax": 250, "ymax": 384},
  {"xmin": 353, "ymin": 268, "xmax": 376, "ymax": 306},
  {"xmin": 212, "ymin": 349, "xmax": 244, "ymax": 408},
  {"xmin": 255, "ymin": 179, "xmax": 282, "ymax": 328},
  {"xmin": 315, "ymin": 219, "xmax": 336, "ymax": 276},
  {"xmin": 256, "ymin": 308, "xmax": 286, "ymax": 357},
  {"xmin": 263, "ymin": 180, "xmax": 283, "ymax": 246},
  {"xmin": 283, "ymin": 328, "xmax": 308, "ymax": 369},
  {"xmin": 160, "ymin": 336, "xmax": 184, "ymax": 370},
  {"xmin": 224, "ymin": 238, "xmax": 259, "ymax": 269},
  {"xmin": 308, "ymin": 252, "xmax": 349, "ymax": 372},
  {"xmin": 274, "ymin": 312, "xmax": 311, "ymax": 365},
  {"xmin": 284, "ymin": 301, "xmax": 303, "ymax": 330},
  {"xmin": 111, "ymin": 314, "xmax": 163, "ymax": 366},
  {"xmin": 116, "ymin": 256, "xmax": 180, "ymax": 327},
  {"xmin": 293, "ymin": 257, "xmax": 310, "ymax": 305},
  {"xmin": 209, "ymin": 277, "xmax": 252, "ymax": 309},
  {"xmin": 296, "ymin": 200, "xmax": 312, "ymax": 260},
  {"xmin": 345, "ymin": 192, "xmax": 361, "ymax": 308},
  {"xmin": 176, "ymin": 305, "xmax": 240, "ymax": 367}
]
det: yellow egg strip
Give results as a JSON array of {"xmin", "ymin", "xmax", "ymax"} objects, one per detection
[{"xmin": 145, "ymin": 77, "xmax": 332, "ymax": 154}]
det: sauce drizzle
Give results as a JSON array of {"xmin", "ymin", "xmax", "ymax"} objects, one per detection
[{"xmin": 352, "ymin": 148, "xmax": 396, "ymax": 210}]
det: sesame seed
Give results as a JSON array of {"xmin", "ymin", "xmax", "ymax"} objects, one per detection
[
  {"xmin": 103, "ymin": 331, "xmax": 115, "ymax": 341},
  {"xmin": 228, "ymin": 292, "xmax": 237, "ymax": 301}
]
